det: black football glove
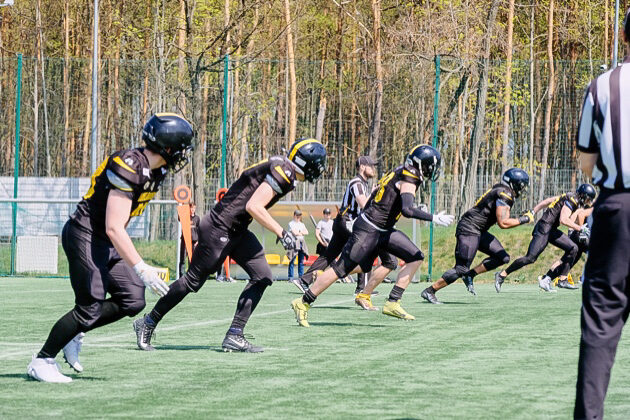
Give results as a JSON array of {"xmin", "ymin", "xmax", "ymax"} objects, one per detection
[
  {"xmin": 277, "ymin": 230, "xmax": 297, "ymax": 251},
  {"xmin": 518, "ymin": 211, "xmax": 534, "ymax": 225}
]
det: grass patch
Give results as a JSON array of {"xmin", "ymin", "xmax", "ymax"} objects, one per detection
[{"xmin": 0, "ymin": 279, "xmax": 628, "ymax": 418}]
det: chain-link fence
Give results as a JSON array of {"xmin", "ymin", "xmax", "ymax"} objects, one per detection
[{"xmin": 0, "ymin": 54, "xmax": 605, "ymax": 276}]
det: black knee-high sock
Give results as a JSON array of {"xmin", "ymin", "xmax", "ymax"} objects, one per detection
[
  {"xmin": 229, "ymin": 281, "xmax": 268, "ymax": 331},
  {"xmin": 148, "ymin": 279, "xmax": 191, "ymax": 324},
  {"xmin": 388, "ymin": 285, "xmax": 405, "ymax": 302},
  {"xmin": 85, "ymin": 300, "xmax": 123, "ymax": 331},
  {"xmin": 38, "ymin": 310, "xmax": 82, "ymax": 359}
]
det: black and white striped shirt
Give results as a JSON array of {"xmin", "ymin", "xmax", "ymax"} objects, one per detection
[
  {"xmin": 339, "ymin": 175, "xmax": 369, "ymax": 220},
  {"xmin": 577, "ymin": 58, "xmax": 630, "ymax": 190}
]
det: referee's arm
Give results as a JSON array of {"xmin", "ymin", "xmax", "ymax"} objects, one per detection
[{"xmin": 576, "ymin": 82, "xmax": 599, "ymax": 177}]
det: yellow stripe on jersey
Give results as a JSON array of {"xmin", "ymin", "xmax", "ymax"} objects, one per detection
[
  {"xmin": 274, "ymin": 166, "xmax": 290, "ymax": 184},
  {"xmin": 130, "ymin": 192, "xmax": 157, "ymax": 217},
  {"xmin": 113, "ymin": 156, "xmax": 137, "ymax": 174},
  {"xmin": 288, "ymin": 139, "xmax": 319, "ymax": 160},
  {"xmin": 499, "ymin": 192, "xmax": 512, "ymax": 201},
  {"xmin": 83, "ymin": 157, "xmax": 109, "ymax": 199},
  {"xmin": 548, "ymin": 194, "xmax": 565, "ymax": 209},
  {"xmin": 475, "ymin": 188, "xmax": 492, "ymax": 206},
  {"xmin": 243, "ymin": 158, "xmax": 268, "ymax": 172},
  {"xmin": 402, "ymin": 169, "xmax": 419, "ymax": 179},
  {"xmin": 374, "ymin": 172, "xmax": 395, "ymax": 203}
]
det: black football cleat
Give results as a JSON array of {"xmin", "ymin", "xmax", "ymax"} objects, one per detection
[
  {"xmin": 222, "ymin": 334, "xmax": 264, "ymax": 353},
  {"xmin": 421, "ymin": 288, "xmax": 443, "ymax": 304},
  {"xmin": 289, "ymin": 278, "xmax": 309, "ymax": 293},
  {"xmin": 133, "ymin": 317, "xmax": 156, "ymax": 351},
  {"xmin": 462, "ymin": 275, "xmax": 476, "ymax": 296}
]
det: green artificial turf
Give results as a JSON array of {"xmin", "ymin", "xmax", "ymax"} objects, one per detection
[{"xmin": 1, "ymin": 278, "xmax": 629, "ymax": 419}]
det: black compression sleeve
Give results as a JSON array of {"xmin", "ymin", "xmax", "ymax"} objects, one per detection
[{"xmin": 400, "ymin": 193, "xmax": 433, "ymax": 222}]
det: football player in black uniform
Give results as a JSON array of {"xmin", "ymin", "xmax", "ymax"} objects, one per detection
[
  {"xmin": 27, "ymin": 113, "xmax": 193, "ymax": 383},
  {"xmin": 134, "ymin": 139, "xmax": 327, "ymax": 352},
  {"xmin": 291, "ymin": 145, "xmax": 455, "ymax": 326},
  {"xmin": 290, "ymin": 155, "xmax": 395, "ymax": 301},
  {"xmin": 495, "ymin": 183, "xmax": 595, "ymax": 293},
  {"xmin": 420, "ymin": 168, "xmax": 533, "ymax": 304},
  {"xmin": 542, "ymin": 184, "xmax": 596, "ymax": 290}
]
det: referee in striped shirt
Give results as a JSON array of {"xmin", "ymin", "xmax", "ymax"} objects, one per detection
[{"xmin": 574, "ymin": 9, "xmax": 630, "ymax": 419}]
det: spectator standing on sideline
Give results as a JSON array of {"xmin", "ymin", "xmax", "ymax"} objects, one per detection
[
  {"xmin": 178, "ymin": 202, "xmax": 200, "ymax": 276},
  {"xmin": 315, "ymin": 208, "xmax": 333, "ymax": 257},
  {"xmin": 288, "ymin": 210, "xmax": 309, "ymax": 279},
  {"xmin": 574, "ymin": 10, "xmax": 630, "ymax": 419}
]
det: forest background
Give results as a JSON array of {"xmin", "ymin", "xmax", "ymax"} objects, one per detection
[{"xmin": 0, "ymin": 0, "xmax": 624, "ymax": 215}]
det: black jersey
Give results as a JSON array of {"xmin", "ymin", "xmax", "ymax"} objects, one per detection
[
  {"xmin": 339, "ymin": 175, "xmax": 369, "ymax": 221},
  {"xmin": 456, "ymin": 184, "xmax": 515, "ymax": 236},
  {"xmin": 71, "ymin": 148, "xmax": 167, "ymax": 237},
  {"xmin": 536, "ymin": 192, "xmax": 579, "ymax": 231},
  {"xmin": 210, "ymin": 156, "xmax": 296, "ymax": 232},
  {"xmin": 362, "ymin": 165, "xmax": 423, "ymax": 230}
]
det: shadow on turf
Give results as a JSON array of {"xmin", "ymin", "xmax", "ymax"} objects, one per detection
[
  {"xmin": 0, "ymin": 373, "xmax": 105, "ymax": 381},
  {"xmin": 308, "ymin": 322, "xmax": 388, "ymax": 328},
  {"xmin": 154, "ymin": 345, "xmax": 220, "ymax": 351}
]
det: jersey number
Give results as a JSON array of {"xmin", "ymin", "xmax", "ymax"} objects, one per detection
[
  {"xmin": 374, "ymin": 172, "xmax": 395, "ymax": 203},
  {"xmin": 83, "ymin": 158, "xmax": 109, "ymax": 200},
  {"xmin": 130, "ymin": 192, "xmax": 157, "ymax": 217}
]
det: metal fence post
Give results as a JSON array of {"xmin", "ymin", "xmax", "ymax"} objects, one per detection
[
  {"xmin": 221, "ymin": 54, "xmax": 229, "ymax": 188},
  {"xmin": 428, "ymin": 55, "xmax": 440, "ymax": 281},
  {"xmin": 10, "ymin": 53, "xmax": 23, "ymax": 276}
]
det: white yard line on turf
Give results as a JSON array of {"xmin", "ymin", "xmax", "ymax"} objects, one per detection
[{"xmin": 0, "ymin": 297, "xmax": 354, "ymax": 360}]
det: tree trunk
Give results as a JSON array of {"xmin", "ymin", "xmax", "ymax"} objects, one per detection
[
  {"xmin": 284, "ymin": 0, "xmax": 297, "ymax": 148},
  {"xmin": 500, "ymin": 0, "xmax": 514, "ymax": 173},
  {"xmin": 33, "ymin": 3, "xmax": 40, "ymax": 177},
  {"xmin": 605, "ymin": 2, "xmax": 609, "ymax": 66},
  {"xmin": 315, "ymin": 97, "xmax": 327, "ymax": 141},
  {"xmin": 63, "ymin": 1, "xmax": 71, "ymax": 176},
  {"xmin": 528, "ymin": 2, "xmax": 536, "ymax": 210},
  {"xmin": 539, "ymin": 0, "xmax": 555, "ymax": 203},
  {"xmin": 83, "ymin": 54, "xmax": 92, "ymax": 176},
  {"xmin": 462, "ymin": 0, "xmax": 500, "ymax": 210},
  {"xmin": 368, "ymin": 0, "xmax": 383, "ymax": 159}
]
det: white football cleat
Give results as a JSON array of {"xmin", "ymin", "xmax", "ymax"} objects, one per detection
[
  {"xmin": 538, "ymin": 275, "xmax": 557, "ymax": 293},
  {"xmin": 63, "ymin": 332, "xmax": 85, "ymax": 373},
  {"xmin": 27, "ymin": 355, "xmax": 72, "ymax": 383}
]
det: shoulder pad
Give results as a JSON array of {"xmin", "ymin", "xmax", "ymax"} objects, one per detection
[
  {"xmin": 266, "ymin": 158, "xmax": 296, "ymax": 196},
  {"xmin": 108, "ymin": 149, "xmax": 148, "ymax": 186},
  {"xmin": 400, "ymin": 166, "xmax": 422, "ymax": 185}
]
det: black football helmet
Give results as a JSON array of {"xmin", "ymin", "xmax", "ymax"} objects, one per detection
[
  {"xmin": 288, "ymin": 138, "xmax": 327, "ymax": 183},
  {"xmin": 404, "ymin": 145, "xmax": 441, "ymax": 182},
  {"xmin": 576, "ymin": 183, "xmax": 597, "ymax": 207},
  {"xmin": 502, "ymin": 168, "xmax": 529, "ymax": 198},
  {"xmin": 142, "ymin": 113, "xmax": 194, "ymax": 172}
]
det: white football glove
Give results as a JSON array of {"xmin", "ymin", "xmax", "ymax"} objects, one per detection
[
  {"xmin": 432, "ymin": 210, "xmax": 455, "ymax": 227},
  {"xmin": 133, "ymin": 261, "xmax": 169, "ymax": 297},
  {"xmin": 580, "ymin": 225, "xmax": 591, "ymax": 237}
]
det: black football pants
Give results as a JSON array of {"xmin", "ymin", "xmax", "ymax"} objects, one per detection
[
  {"xmin": 441, "ymin": 232, "xmax": 510, "ymax": 284},
  {"xmin": 301, "ymin": 215, "xmax": 372, "ymax": 286},
  {"xmin": 575, "ymin": 191, "xmax": 630, "ymax": 420},
  {"xmin": 505, "ymin": 225, "xmax": 578, "ymax": 277},
  {"xmin": 149, "ymin": 215, "xmax": 272, "ymax": 332}
]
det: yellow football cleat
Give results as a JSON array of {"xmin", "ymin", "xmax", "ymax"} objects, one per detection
[
  {"xmin": 291, "ymin": 298, "xmax": 311, "ymax": 327},
  {"xmin": 567, "ymin": 273, "xmax": 575, "ymax": 285},
  {"xmin": 382, "ymin": 300, "xmax": 415, "ymax": 320},
  {"xmin": 355, "ymin": 293, "xmax": 379, "ymax": 311}
]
